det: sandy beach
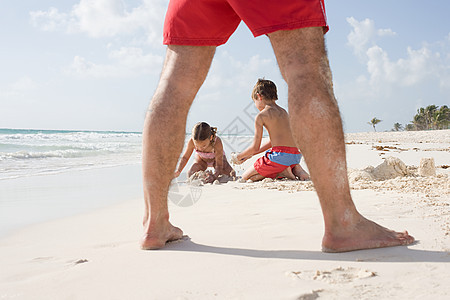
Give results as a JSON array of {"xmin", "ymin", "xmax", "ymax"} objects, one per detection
[{"xmin": 0, "ymin": 130, "xmax": 449, "ymax": 299}]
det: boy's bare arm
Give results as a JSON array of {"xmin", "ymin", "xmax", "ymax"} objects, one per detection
[
  {"xmin": 237, "ymin": 114, "xmax": 264, "ymax": 160},
  {"xmin": 256, "ymin": 139, "xmax": 272, "ymax": 154}
]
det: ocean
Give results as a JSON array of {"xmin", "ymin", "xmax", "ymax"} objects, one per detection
[
  {"xmin": 0, "ymin": 128, "xmax": 253, "ymax": 238},
  {"xmin": 0, "ymin": 128, "xmax": 142, "ymax": 180},
  {"xmin": 0, "ymin": 129, "xmax": 143, "ymax": 237},
  {"xmin": 0, "ymin": 128, "xmax": 254, "ymax": 180}
]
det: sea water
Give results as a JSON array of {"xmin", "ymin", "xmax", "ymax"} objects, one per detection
[
  {"xmin": 0, "ymin": 128, "xmax": 253, "ymax": 238},
  {"xmin": 0, "ymin": 128, "xmax": 142, "ymax": 180},
  {"xmin": 0, "ymin": 128, "xmax": 252, "ymax": 180},
  {"xmin": 0, "ymin": 129, "xmax": 143, "ymax": 237}
]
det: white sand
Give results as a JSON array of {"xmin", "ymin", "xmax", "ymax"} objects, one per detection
[{"xmin": 0, "ymin": 130, "xmax": 449, "ymax": 299}]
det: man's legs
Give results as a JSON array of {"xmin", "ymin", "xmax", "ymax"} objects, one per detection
[
  {"xmin": 142, "ymin": 45, "xmax": 215, "ymax": 250},
  {"xmin": 268, "ymin": 27, "xmax": 414, "ymax": 252}
]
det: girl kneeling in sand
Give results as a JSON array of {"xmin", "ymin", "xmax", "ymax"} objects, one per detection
[{"xmin": 174, "ymin": 122, "xmax": 235, "ymax": 183}]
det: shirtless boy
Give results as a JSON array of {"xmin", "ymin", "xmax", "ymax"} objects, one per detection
[{"xmin": 235, "ymin": 79, "xmax": 310, "ymax": 182}]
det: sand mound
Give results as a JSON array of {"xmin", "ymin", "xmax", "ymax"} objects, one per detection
[
  {"xmin": 349, "ymin": 156, "xmax": 408, "ymax": 182},
  {"xmin": 346, "ymin": 157, "xmax": 447, "ymax": 196},
  {"xmin": 188, "ymin": 170, "xmax": 210, "ymax": 183},
  {"xmin": 237, "ymin": 156, "xmax": 448, "ymax": 196},
  {"xmin": 188, "ymin": 170, "xmax": 236, "ymax": 184},
  {"xmin": 371, "ymin": 156, "xmax": 408, "ymax": 180},
  {"xmin": 348, "ymin": 169, "xmax": 375, "ymax": 182},
  {"xmin": 348, "ymin": 156, "xmax": 439, "ymax": 182},
  {"xmin": 419, "ymin": 157, "xmax": 436, "ymax": 176}
]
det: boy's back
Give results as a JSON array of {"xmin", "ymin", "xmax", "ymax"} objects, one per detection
[{"xmin": 258, "ymin": 103, "xmax": 297, "ymax": 148}]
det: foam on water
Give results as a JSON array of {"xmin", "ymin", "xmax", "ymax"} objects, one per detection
[
  {"xmin": 0, "ymin": 129, "xmax": 142, "ymax": 180},
  {"xmin": 0, "ymin": 129, "xmax": 255, "ymax": 180}
]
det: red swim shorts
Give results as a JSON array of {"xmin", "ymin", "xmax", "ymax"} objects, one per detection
[
  {"xmin": 163, "ymin": 0, "xmax": 328, "ymax": 46},
  {"xmin": 254, "ymin": 146, "xmax": 301, "ymax": 179}
]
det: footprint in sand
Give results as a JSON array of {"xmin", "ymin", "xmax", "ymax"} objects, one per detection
[
  {"xmin": 73, "ymin": 259, "xmax": 88, "ymax": 265},
  {"xmin": 288, "ymin": 267, "xmax": 376, "ymax": 284},
  {"xmin": 32, "ymin": 256, "xmax": 54, "ymax": 262},
  {"xmin": 296, "ymin": 289, "xmax": 322, "ymax": 300}
]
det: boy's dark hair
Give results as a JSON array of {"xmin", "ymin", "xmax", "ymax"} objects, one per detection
[
  {"xmin": 192, "ymin": 122, "xmax": 217, "ymax": 142},
  {"xmin": 251, "ymin": 78, "xmax": 278, "ymax": 101}
]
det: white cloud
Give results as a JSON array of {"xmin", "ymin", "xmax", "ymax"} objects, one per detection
[
  {"xmin": 438, "ymin": 33, "xmax": 450, "ymax": 90},
  {"xmin": 0, "ymin": 77, "xmax": 38, "ymax": 98},
  {"xmin": 198, "ymin": 52, "xmax": 275, "ymax": 103},
  {"xmin": 335, "ymin": 18, "xmax": 450, "ymax": 132},
  {"xmin": 346, "ymin": 17, "xmax": 396, "ymax": 58},
  {"xmin": 345, "ymin": 17, "xmax": 448, "ymax": 92},
  {"xmin": 29, "ymin": 7, "xmax": 73, "ymax": 32},
  {"xmin": 30, "ymin": 0, "xmax": 167, "ymax": 45},
  {"xmin": 366, "ymin": 45, "xmax": 436, "ymax": 87},
  {"xmin": 207, "ymin": 52, "xmax": 273, "ymax": 88},
  {"xmin": 188, "ymin": 51, "xmax": 279, "ymax": 131},
  {"xmin": 67, "ymin": 47, "xmax": 163, "ymax": 78},
  {"xmin": 346, "ymin": 17, "xmax": 375, "ymax": 57},
  {"xmin": 11, "ymin": 77, "xmax": 38, "ymax": 91},
  {"xmin": 377, "ymin": 28, "xmax": 396, "ymax": 37}
]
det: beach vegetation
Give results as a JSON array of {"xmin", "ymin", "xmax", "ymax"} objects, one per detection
[
  {"xmin": 405, "ymin": 124, "xmax": 415, "ymax": 131},
  {"xmin": 392, "ymin": 123, "xmax": 403, "ymax": 131},
  {"xmin": 368, "ymin": 117, "xmax": 382, "ymax": 132},
  {"xmin": 406, "ymin": 105, "xmax": 450, "ymax": 131}
]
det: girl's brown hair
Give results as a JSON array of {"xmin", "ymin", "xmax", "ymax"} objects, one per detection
[{"xmin": 192, "ymin": 122, "xmax": 217, "ymax": 144}]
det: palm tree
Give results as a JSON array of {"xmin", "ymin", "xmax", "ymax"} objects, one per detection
[
  {"xmin": 393, "ymin": 123, "xmax": 403, "ymax": 131},
  {"xmin": 368, "ymin": 117, "xmax": 382, "ymax": 132},
  {"xmin": 424, "ymin": 105, "xmax": 438, "ymax": 129},
  {"xmin": 412, "ymin": 105, "xmax": 449, "ymax": 130},
  {"xmin": 436, "ymin": 105, "xmax": 450, "ymax": 129},
  {"xmin": 413, "ymin": 112, "xmax": 426, "ymax": 130},
  {"xmin": 405, "ymin": 124, "xmax": 415, "ymax": 131}
]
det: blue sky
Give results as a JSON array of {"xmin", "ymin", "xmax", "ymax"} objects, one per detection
[{"xmin": 1, "ymin": 0, "xmax": 449, "ymax": 133}]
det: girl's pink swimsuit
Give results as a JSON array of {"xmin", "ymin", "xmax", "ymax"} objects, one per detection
[
  {"xmin": 195, "ymin": 137, "xmax": 224, "ymax": 167},
  {"xmin": 196, "ymin": 150, "xmax": 224, "ymax": 167},
  {"xmin": 196, "ymin": 150, "xmax": 215, "ymax": 159}
]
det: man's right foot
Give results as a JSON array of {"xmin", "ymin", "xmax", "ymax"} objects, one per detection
[{"xmin": 322, "ymin": 215, "xmax": 414, "ymax": 252}]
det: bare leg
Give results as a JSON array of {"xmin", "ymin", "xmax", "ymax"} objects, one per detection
[
  {"xmin": 219, "ymin": 155, "xmax": 236, "ymax": 177},
  {"xmin": 188, "ymin": 158, "xmax": 208, "ymax": 177},
  {"xmin": 268, "ymin": 28, "xmax": 414, "ymax": 252},
  {"xmin": 142, "ymin": 45, "xmax": 215, "ymax": 250},
  {"xmin": 248, "ymin": 173, "xmax": 265, "ymax": 182},
  {"xmin": 277, "ymin": 167, "xmax": 297, "ymax": 180},
  {"xmin": 292, "ymin": 164, "xmax": 310, "ymax": 181},
  {"xmin": 242, "ymin": 165, "xmax": 264, "ymax": 181}
]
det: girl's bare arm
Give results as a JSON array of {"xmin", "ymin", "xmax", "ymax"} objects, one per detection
[
  {"xmin": 174, "ymin": 139, "xmax": 194, "ymax": 177},
  {"xmin": 213, "ymin": 137, "xmax": 224, "ymax": 176}
]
